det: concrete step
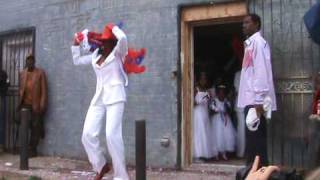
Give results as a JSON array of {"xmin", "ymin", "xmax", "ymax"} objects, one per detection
[{"xmin": 185, "ymin": 163, "xmax": 245, "ymax": 177}]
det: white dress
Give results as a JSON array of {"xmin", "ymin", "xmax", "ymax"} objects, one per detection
[
  {"xmin": 210, "ymin": 98, "xmax": 236, "ymax": 153},
  {"xmin": 193, "ymin": 89, "xmax": 211, "ymax": 158}
]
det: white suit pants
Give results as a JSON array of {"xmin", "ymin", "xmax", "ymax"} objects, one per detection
[
  {"xmin": 236, "ymin": 109, "xmax": 246, "ymax": 158},
  {"xmin": 81, "ymin": 101, "xmax": 129, "ymax": 180}
]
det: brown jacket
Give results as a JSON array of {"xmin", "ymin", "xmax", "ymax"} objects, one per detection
[{"xmin": 18, "ymin": 68, "xmax": 48, "ymax": 115}]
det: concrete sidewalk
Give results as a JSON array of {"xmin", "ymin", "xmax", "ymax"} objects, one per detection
[{"xmin": 0, "ymin": 154, "xmax": 244, "ymax": 180}]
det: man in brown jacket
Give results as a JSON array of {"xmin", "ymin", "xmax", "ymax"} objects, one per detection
[{"xmin": 18, "ymin": 54, "xmax": 47, "ymax": 156}]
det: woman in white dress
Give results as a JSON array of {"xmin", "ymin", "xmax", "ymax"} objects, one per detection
[
  {"xmin": 193, "ymin": 72, "xmax": 211, "ymax": 160},
  {"xmin": 210, "ymin": 85, "xmax": 236, "ymax": 160}
]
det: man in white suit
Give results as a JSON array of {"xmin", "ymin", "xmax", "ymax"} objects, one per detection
[{"xmin": 71, "ymin": 23, "xmax": 129, "ymax": 180}]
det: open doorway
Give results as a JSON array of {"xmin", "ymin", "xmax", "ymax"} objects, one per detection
[
  {"xmin": 194, "ymin": 23, "xmax": 243, "ymax": 90},
  {"xmin": 179, "ymin": 1, "xmax": 248, "ymax": 167},
  {"xmin": 192, "ymin": 22, "xmax": 245, "ymax": 165}
]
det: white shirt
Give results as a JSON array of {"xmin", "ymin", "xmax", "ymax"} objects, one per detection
[
  {"xmin": 71, "ymin": 26, "xmax": 128, "ymax": 105},
  {"xmin": 237, "ymin": 31, "xmax": 277, "ymax": 111}
]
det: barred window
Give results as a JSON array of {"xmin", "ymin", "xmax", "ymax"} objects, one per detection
[{"xmin": 0, "ymin": 28, "xmax": 35, "ymax": 151}]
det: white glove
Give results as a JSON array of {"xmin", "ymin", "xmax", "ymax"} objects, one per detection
[{"xmin": 246, "ymin": 108, "xmax": 260, "ymax": 131}]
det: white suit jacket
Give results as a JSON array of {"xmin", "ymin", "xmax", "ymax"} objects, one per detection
[{"xmin": 71, "ymin": 26, "xmax": 128, "ymax": 105}]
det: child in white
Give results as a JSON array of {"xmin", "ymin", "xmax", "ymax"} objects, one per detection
[{"xmin": 210, "ymin": 85, "xmax": 236, "ymax": 160}]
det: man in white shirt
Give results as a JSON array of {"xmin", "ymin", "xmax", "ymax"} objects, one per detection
[{"xmin": 237, "ymin": 14, "xmax": 277, "ymax": 166}]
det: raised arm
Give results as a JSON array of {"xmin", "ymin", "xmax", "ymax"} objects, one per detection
[
  {"xmin": 71, "ymin": 45, "xmax": 92, "ymax": 65},
  {"xmin": 112, "ymin": 26, "xmax": 128, "ymax": 61}
]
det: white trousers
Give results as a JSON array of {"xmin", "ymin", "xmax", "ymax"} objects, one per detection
[
  {"xmin": 82, "ymin": 101, "xmax": 129, "ymax": 180},
  {"xmin": 236, "ymin": 109, "xmax": 246, "ymax": 158}
]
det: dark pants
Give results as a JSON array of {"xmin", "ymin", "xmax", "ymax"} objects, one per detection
[
  {"xmin": 20, "ymin": 105, "xmax": 42, "ymax": 153},
  {"xmin": 244, "ymin": 105, "xmax": 268, "ymax": 166},
  {"xmin": 0, "ymin": 96, "xmax": 6, "ymax": 146}
]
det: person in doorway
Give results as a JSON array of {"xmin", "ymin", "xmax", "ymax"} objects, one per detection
[
  {"xmin": 193, "ymin": 72, "xmax": 212, "ymax": 161},
  {"xmin": 17, "ymin": 54, "xmax": 48, "ymax": 157},
  {"xmin": 71, "ymin": 23, "xmax": 129, "ymax": 180},
  {"xmin": 207, "ymin": 77, "xmax": 218, "ymax": 160},
  {"xmin": 0, "ymin": 69, "xmax": 9, "ymax": 152},
  {"xmin": 208, "ymin": 77, "xmax": 223, "ymax": 101},
  {"xmin": 207, "ymin": 77, "xmax": 217, "ymax": 100},
  {"xmin": 210, "ymin": 85, "xmax": 236, "ymax": 160},
  {"xmin": 238, "ymin": 14, "xmax": 277, "ymax": 166}
]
